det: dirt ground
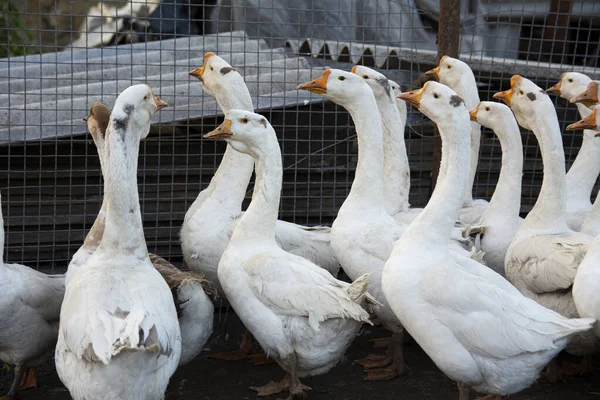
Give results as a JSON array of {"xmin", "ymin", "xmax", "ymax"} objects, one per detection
[{"xmin": 2, "ymin": 313, "xmax": 599, "ymax": 400}]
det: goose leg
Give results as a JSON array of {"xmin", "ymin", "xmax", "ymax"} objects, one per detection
[
  {"xmin": 457, "ymin": 382, "xmax": 470, "ymax": 400},
  {"xmin": 363, "ymin": 330, "xmax": 407, "ymax": 381},
  {"xmin": 249, "ymin": 354, "xmax": 310, "ymax": 398},
  {"xmin": 2, "ymin": 364, "xmax": 27, "ymax": 400},
  {"xmin": 20, "ymin": 367, "xmax": 37, "ymax": 390},
  {"xmin": 210, "ymin": 329, "xmax": 269, "ymax": 363}
]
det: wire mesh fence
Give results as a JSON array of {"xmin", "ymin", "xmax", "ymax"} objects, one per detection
[{"xmin": 0, "ymin": 0, "xmax": 599, "ymax": 272}]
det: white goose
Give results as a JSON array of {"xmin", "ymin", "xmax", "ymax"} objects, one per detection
[
  {"xmin": 0, "ymin": 194, "xmax": 64, "ymax": 400},
  {"xmin": 204, "ymin": 110, "xmax": 376, "ymax": 399},
  {"xmin": 184, "ymin": 52, "xmax": 339, "ymax": 362},
  {"xmin": 75, "ymin": 102, "xmax": 216, "ymax": 367},
  {"xmin": 467, "ymin": 102, "xmax": 524, "ymax": 275},
  {"xmin": 298, "ymin": 69, "xmax": 408, "ymax": 381},
  {"xmin": 426, "ymin": 56, "xmax": 489, "ymax": 225},
  {"xmin": 383, "ymin": 80, "xmax": 594, "ymax": 400},
  {"xmin": 546, "ymin": 72, "xmax": 600, "ymax": 231},
  {"xmin": 497, "ymin": 76, "xmax": 600, "ymax": 365},
  {"xmin": 571, "ymin": 80, "xmax": 599, "ymax": 109},
  {"xmin": 183, "ymin": 52, "xmax": 339, "ymax": 294},
  {"xmin": 568, "ymin": 107, "xmax": 600, "ymax": 341},
  {"xmin": 55, "ymin": 85, "xmax": 181, "ymax": 400}
]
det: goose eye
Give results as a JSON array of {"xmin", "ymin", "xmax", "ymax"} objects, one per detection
[
  {"xmin": 447, "ymin": 65, "xmax": 451, "ymax": 69},
  {"xmin": 338, "ymin": 76, "xmax": 346, "ymax": 81},
  {"xmin": 240, "ymin": 118, "xmax": 248, "ymax": 124},
  {"xmin": 433, "ymin": 93, "xmax": 439, "ymax": 99},
  {"xmin": 485, "ymin": 107, "xmax": 490, "ymax": 111},
  {"xmin": 362, "ymin": 75, "xmax": 369, "ymax": 79},
  {"xmin": 143, "ymin": 95, "xmax": 148, "ymax": 101},
  {"xmin": 568, "ymin": 79, "xmax": 573, "ymax": 83},
  {"xmin": 519, "ymin": 90, "xmax": 524, "ymax": 95},
  {"xmin": 210, "ymin": 66, "xmax": 214, "ymax": 71}
]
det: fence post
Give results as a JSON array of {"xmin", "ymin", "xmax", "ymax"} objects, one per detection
[{"xmin": 431, "ymin": 0, "xmax": 461, "ymax": 192}]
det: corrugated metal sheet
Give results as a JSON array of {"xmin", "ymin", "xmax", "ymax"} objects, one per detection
[
  {"xmin": 285, "ymin": 38, "xmax": 600, "ymax": 80},
  {"xmin": 0, "ymin": 30, "xmax": 326, "ymax": 145}
]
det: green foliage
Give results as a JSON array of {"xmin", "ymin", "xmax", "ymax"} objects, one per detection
[{"xmin": 0, "ymin": 0, "xmax": 32, "ymax": 58}]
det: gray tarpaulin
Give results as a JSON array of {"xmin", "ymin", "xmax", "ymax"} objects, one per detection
[{"xmin": 210, "ymin": 0, "xmax": 487, "ymax": 53}]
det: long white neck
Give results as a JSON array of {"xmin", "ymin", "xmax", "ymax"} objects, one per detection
[
  {"xmin": 229, "ymin": 134, "xmax": 281, "ymax": 245},
  {"xmin": 484, "ymin": 118, "xmax": 523, "ymax": 219},
  {"xmin": 376, "ymin": 91, "xmax": 410, "ymax": 215},
  {"xmin": 405, "ymin": 112, "xmax": 471, "ymax": 245},
  {"xmin": 566, "ymin": 104, "xmax": 600, "ymax": 205},
  {"xmin": 97, "ymin": 126, "xmax": 148, "ymax": 259},
  {"xmin": 198, "ymin": 80, "xmax": 255, "ymax": 210},
  {"xmin": 343, "ymin": 94, "xmax": 387, "ymax": 209},
  {"xmin": 442, "ymin": 75, "xmax": 481, "ymax": 206},
  {"xmin": 524, "ymin": 103, "xmax": 570, "ymax": 233},
  {"xmin": 582, "ymin": 194, "xmax": 600, "ymax": 236}
]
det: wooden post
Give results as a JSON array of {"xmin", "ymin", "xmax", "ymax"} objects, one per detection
[
  {"xmin": 542, "ymin": 0, "xmax": 572, "ymax": 64},
  {"xmin": 430, "ymin": 0, "xmax": 461, "ymax": 192}
]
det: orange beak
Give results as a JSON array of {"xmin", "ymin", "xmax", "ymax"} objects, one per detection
[
  {"xmin": 153, "ymin": 94, "xmax": 168, "ymax": 111},
  {"xmin": 397, "ymin": 82, "xmax": 428, "ymax": 109},
  {"xmin": 566, "ymin": 108, "xmax": 598, "ymax": 132},
  {"xmin": 545, "ymin": 75, "xmax": 563, "ymax": 95},
  {"xmin": 350, "ymin": 66, "xmax": 358, "ymax": 74},
  {"xmin": 468, "ymin": 106, "xmax": 479, "ymax": 122},
  {"xmin": 493, "ymin": 75, "xmax": 521, "ymax": 105},
  {"xmin": 424, "ymin": 55, "xmax": 446, "ymax": 81},
  {"xmin": 204, "ymin": 118, "xmax": 233, "ymax": 139},
  {"xmin": 297, "ymin": 69, "xmax": 331, "ymax": 94},
  {"xmin": 570, "ymin": 82, "xmax": 599, "ymax": 107},
  {"xmin": 189, "ymin": 52, "xmax": 216, "ymax": 82}
]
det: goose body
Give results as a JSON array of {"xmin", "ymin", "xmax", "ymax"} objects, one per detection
[
  {"xmin": 0, "ymin": 195, "xmax": 65, "ymax": 398},
  {"xmin": 55, "ymin": 85, "xmax": 181, "ymax": 400},
  {"xmin": 547, "ymin": 72, "xmax": 600, "ymax": 231},
  {"xmin": 568, "ymin": 107, "xmax": 600, "ymax": 340},
  {"xmin": 426, "ymin": 56, "xmax": 489, "ymax": 226},
  {"xmin": 499, "ymin": 76, "xmax": 599, "ymax": 356},
  {"xmin": 182, "ymin": 53, "xmax": 339, "ymax": 295},
  {"xmin": 383, "ymin": 81, "xmax": 594, "ymax": 399},
  {"xmin": 206, "ymin": 110, "xmax": 376, "ymax": 398},
  {"xmin": 68, "ymin": 102, "xmax": 215, "ymax": 367},
  {"xmin": 467, "ymin": 102, "xmax": 524, "ymax": 275}
]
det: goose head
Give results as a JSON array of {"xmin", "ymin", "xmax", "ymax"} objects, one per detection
[
  {"xmin": 546, "ymin": 72, "xmax": 592, "ymax": 101},
  {"xmin": 204, "ymin": 109, "xmax": 273, "ymax": 157},
  {"xmin": 469, "ymin": 101, "xmax": 518, "ymax": 133},
  {"xmin": 297, "ymin": 68, "xmax": 373, "ymax": 109},
  {"xmin": 493, "ymin": 75, "xmax": 551, "ymax": 131},
  {"xmin": 397, "ymin": 81, "xmax": 468, "ymax": 125},
  {"xmin": 189, "ymin": 52, "xmax": 240, "ymax": 98},
  {"xmin": 351, "ymin": 65, "xmax": 396, "ymax": 103},
  {"xmin": 571, "ymin": 81, "xmax": 599, "ymax": 108},
  {"xmin": 567, "ymin": 106, "xmax": 600, "ymax": 134},
  {"xmin": 110, "ymin": 84, "xmax": 167, "ymax": 139},
  {"xmin": 425, "ymin": 56, "xmax": 469, "ymax": 84},
  {"xmin": 85, "ymin": 102, "xmax": 111, "ymax": 150}
]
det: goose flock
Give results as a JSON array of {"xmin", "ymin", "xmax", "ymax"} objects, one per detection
[{"xmin": 1, "ymin": 52, "xmax": 600, "ymax": 400}]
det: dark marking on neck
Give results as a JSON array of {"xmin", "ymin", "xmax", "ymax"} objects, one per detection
[
  {"xmin": 220, "ymin": 67, "xmax": 235, "ymax": 75},
  {"xmin": 526, "ymin": 92, "xmax": 536, "ymax": 101},
  {"xmin": 129, "ymin": 208, "xmax": 135, "ymax": 214},
  {"xmin": 374, "ymin": 76, "xmax": 393, "ymax": 99},
  {"xmin": 123, "ymin": 104, "xmax": 135, "ymax": 115},
  {"xmin": 449, "ymin": 95, "xmax": 463, "ymax": 107},
  {"xmin": 260, "ymin": 118, "xmax": 267, "ymax": 128},
  {"xmin": 112, "ymin": 117, "xmax": 129, "ymax": 132}
]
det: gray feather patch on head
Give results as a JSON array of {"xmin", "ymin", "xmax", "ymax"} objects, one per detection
[
  {"xmin": 449, "ymin": 95, "xmax": 464, "ymax": 107},
  {"xmin": 112, "ymin": 117, "xmax": 129, "ymax": 132},
  {"xmin": 526, "ymin": 92, "xmax": 536, "ymax": 101},
  {"xmin": 220, "ymin": 67, "xmax": 235, "ymax": 75},
  {"xmin": 260, "ymin": 118, "xmax": 267, "ymax": 128}
]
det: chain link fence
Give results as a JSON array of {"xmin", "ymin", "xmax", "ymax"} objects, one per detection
[{"xmin": 0, "ymin": 0, "xmax": 599, "ymax": 272}]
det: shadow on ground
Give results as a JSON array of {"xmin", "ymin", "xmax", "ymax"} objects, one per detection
[{"xmin": 2, "ymin": 312, "xmax": 599, "ymax": 399}]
